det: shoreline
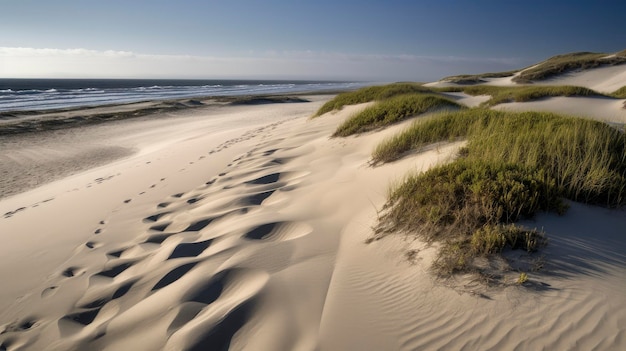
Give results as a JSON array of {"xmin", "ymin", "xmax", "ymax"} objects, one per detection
[
  {"xmin": 0, "ymin": 90, "xmax": 347, "ymax": 137},
  {"xmin": 0, "ymin": 94, "xmax": 336, "ymax": 200}
]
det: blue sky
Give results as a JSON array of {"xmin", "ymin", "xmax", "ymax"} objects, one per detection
[{"xmin": 1, "ymin": 0, "xmax": 625, "ymax": 81}]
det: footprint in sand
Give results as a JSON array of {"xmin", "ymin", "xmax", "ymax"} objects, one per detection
[
  {"xmin": 166, "ymin": 269, "xmax": 266, "ymax": 349},
  {"xmin": 167, "ymin": 239, "xmax": 213, "ymax": 260},
  {"xmin": 41, "ymin": 286, "xmax": 58, "ymax": 298},
  {"xmin": 62, "ymin": 267, "xmax": 84, "ymax": 278},
  {"xmin": 85, "ymin": 241, "xmax": 100, "ymax": 249},
  {"xmin": 3, "ymin": 207, "xmax": 27, "ymax": 219}
]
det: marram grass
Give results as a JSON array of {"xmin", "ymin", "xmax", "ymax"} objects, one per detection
[
  {"xmin": 313, "ymin": 83, "xmax": 431, "ymax": 117},
  {"xmin": 612, "ymin": 86, "xmax": 626, "ymax": 99},
  {"xmin": 436, "ymin": 85, "xmax": 604, "ymax": 107},
  {"xmin": 333, "ymin": 93, "xmax": 462, "ymax": 137},
  {"xmin": 374, "ymin": 109, "xmax": 626, "ymax": 277},
  {"xmin": 375, "ymin": 109, "xmax": 626, "ymax": 206}
]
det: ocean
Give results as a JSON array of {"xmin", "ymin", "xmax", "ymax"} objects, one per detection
[{"xmin": 0, "ymin": 79, "xmax": 365, "ymax": 112}]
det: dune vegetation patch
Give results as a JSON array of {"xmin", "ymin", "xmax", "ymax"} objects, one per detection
[
  {"xmin": 373, "ymin": 109, "xmax": 626, "ymax": 279},
  {"xmin": 312, "ymin": 83, "xmax": 430, "ymax": 117},
  {"xmin": 512, "ymin": 51, "xmax": 626, "ymax": 83},
  {"xmin": 375, "ymin": 160, "xmax": 557, "ymax": 277},
  {"xmin": 440, "ymin": 49, "xmax": 626, "ymax": 85},
  {"xmin": 332, "ymin": 93, "xmax": 462, "ymax": 137},
  {"xmin": 436, "ymin": 85, "xmax": 605, "ymax": 107},
  {"xmin": 612, "ymin": 86, "xmax": 626, "ymax": 99},
  {"xmin": 442, "ymin": 70, "xmax": 518, "ymax": 84}
]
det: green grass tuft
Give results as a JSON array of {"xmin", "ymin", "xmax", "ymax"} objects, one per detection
[
  {"xmin": 612, "ymin": 86, "xmax": 626, "ymax": 99},
  {"xmin": 332, "ymin": 94, "xmax": 462, "ymax": 137},
  {"xmin": 312, "ymin": 83, "xmax": 431, "ymax": 117}
]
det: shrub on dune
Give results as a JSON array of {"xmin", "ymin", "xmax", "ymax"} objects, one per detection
[
  {"xmin": 512, "ymin": 51, "xmax": 626, "ymax": 83},
  {"xmin": 612, "ymin": 86, "xmax": 626, "ymax": 99}
]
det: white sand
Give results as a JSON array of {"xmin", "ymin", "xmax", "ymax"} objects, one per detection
[
  {"xmin": 1, "ymin": 89, "xmax": 625, "ymax": 351},
  {"xmin": 494, "ymin": 96, "xmax": 626, "ymax": 123},
  {"xmin": 531, "ymin": 64, "xmax": 626, "ymax": 93}
]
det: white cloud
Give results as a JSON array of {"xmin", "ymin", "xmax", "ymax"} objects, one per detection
[{"xmin": 0, "ymin": 47, "xmax": 529, "ymax": 81}]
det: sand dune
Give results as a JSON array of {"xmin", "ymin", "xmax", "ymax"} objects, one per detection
[
  {"xmin": 426, "ymin": 56, "xmax": 626, "ymax": 94},
  {"xmin": 1, "ymin": 84, "xmax": 625, "ymax": 351},
  {"xmin": 494, "ymin": 96, "xmax": 626, "ymax": 123}
]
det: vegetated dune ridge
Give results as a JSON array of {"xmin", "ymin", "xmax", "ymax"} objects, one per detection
[
  {"xmin": 425, "ymin": 49, "xmax": 626, "ymax": 124},
  {"xmin": 0, "ymin": 55, "xmax": 624, "ymax": 351}
]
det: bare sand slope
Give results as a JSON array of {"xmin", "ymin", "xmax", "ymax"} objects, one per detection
[
  {"xmin": 494, "ymin": 96, "xmax": 626, "ymax": 123},
  {"xmin": 1, "ymin": 94, "xmax": 625, "ymax": 350},
  {"xmin": 320, "ymin": 200, "xmax": 626, "ymax": 351}
]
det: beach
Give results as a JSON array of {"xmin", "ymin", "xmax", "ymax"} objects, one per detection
[{"xmin": 1, "ymin": 75, "xmax": 625, "ymax": 350}]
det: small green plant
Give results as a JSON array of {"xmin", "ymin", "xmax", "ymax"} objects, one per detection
[
  {"xmin": 471, "ymin": 225, "xmax": 545, "ymax": 255},
  {"xmin": 517, "ymin": 272, "xmax": 528, "ymax": 285},
  {"xmin": 374, "ymin": 109, "xmax": 626, "ymax": 207}
]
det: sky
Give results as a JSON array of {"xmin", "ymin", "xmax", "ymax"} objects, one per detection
[{"xmin": 1, "ymin": 0, "xmax": 625, "ymax": 81}]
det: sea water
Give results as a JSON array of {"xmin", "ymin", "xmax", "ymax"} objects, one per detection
[{"xmin": 0, "ymin": 79, "xmax": 365, "ymax": 112}]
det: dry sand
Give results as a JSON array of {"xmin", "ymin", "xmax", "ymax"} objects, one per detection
[{"xmin": 1, "ymin": 86, "xmax": 625, "ymax": 351}]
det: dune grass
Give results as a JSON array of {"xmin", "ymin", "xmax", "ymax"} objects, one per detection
[
  {"xmin": 612, "ymin": 86, "xmax": 626, "ymax": 99},
  {"xmin": 437, "ymin": 85, "xmax": 604, "ymax": 107},
  {"xmin": 374, "ymin": 109, "xmax": 626, "ymax": 276},
  {"xmin": 442, "ymin": 70, "xmax": 518, "ymax": 84},
  {"xmin": 333, "ymin": 94, "xmax": 462, "ymax": 137},
  {"xmin": 513, "ymin": 51, "xmax": 626, "ymax": 83},
  {"xmin": 375, "ymin": 110, "xmax": 626, "ymax": 206},
  {"xmin": 312, "ymin": 83, "xmax": 431, "ymax": 117}
]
